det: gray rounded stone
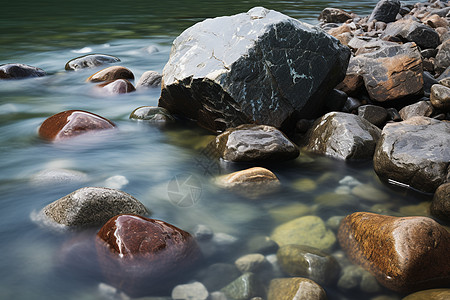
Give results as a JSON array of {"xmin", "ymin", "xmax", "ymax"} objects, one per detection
[
  {"xmin": 430, "ymin": 84, "xmax": 450, "ymax": 111},
  {"xmin": 214, "ymin": 124, "xmax": 299, "ymax": 162},
  {"xmin": 65, "ymin": 54, "xmax": 120, "ymax": 71},
  {"xmin": 358, "ymin": 105, "xmax": 388, "ymax": 127},
  {"xmin": 172, "ymin": 281, "xmax": 209, "ymax": 300},
  {"xmin": 0, "ymin": 63, "xmax": 46, "ymax": 79},
  {"xmin": 129, "ymin": 106, "xmax": 175, "ymax": 122},
  {"xmin": 235, "ymin": 253, "xmax": 270, "ymax": 273},
  {"xmin": 136, "ymin": 70, "xmax": 162, "ymax": 88},
  {"xmin": 399, "ymin": 101, "xmax": 434, "ymax": 120},
  {"xmin": 33, "ymin": 187, "xmax": 149, "ymax": 230}
]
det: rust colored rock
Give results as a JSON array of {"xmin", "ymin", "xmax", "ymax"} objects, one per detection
[
  {"xmin": 318, "ymin": 8, "xmax": 353, "ymax": 23},
  {"xmin": 96, "ymin": 214, "xmax": 201, "ymax": 296},
  {"xmin": 338, "ymin": 212, "xmax": 450, "ymax": 293},
  {"xmin": 97, "ymin": 79, "xmax": 136, "ymax": 94},
  {"xmin": 86, "ymin": 66, "xmax": 134, "ymax": 82},
  {"xmin": 430, "ymin": 183, "xmax": 450, "ymax": 222},
  {"xmin": 38, "ymin": 110, "xmax": 116, "ymax": 141}
]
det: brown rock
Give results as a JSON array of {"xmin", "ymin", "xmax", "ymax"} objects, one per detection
[
  {"xmin": 267, "ymin": 278, "xmax": 327, "ymax": 300},
  {"xmin": 319, "ymin": 8, "xmax": 353, "ymax": 23},
  {"xmin": 430, "ymin": 183, "xmax": 450, "ymax": 222},
  {"xmin": 87, "ymin": 66, "xmax": 134, "ymax": 82},
  {"xmin": 338, "ymin": 212, "xmax": 450, "ymax": 293},
  {"xmin": 96, "ymin": 214, "xmax": 201, "ymax": 296},
  {"xmin": 352, "ymin": 42, "xmax": 424, "ymax": 102},
  {"xmin": 423, "ymin": 14, "xmax": 449, "ymax": 29},
  {"xmin": 97, "ymin": 79, "xmax": 136, "ymax": 94},
  {"xmin": 38, "ymin": 110, "xmax": 116, "ymax": 141}
]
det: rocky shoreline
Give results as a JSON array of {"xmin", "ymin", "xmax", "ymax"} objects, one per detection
[{"xmin": 1, "ymin": 0, "xmax": 450, "ymax": 299}]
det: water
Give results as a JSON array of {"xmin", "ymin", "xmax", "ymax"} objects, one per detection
[{"xmin": 0, "ymin": 0, "xmax": 431, "ymax": 299}]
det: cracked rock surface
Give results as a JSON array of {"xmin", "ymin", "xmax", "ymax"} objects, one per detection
[
  {"xmin": 373, "ymin": 117, "xmax": 450, "ymax": 193},
  {"xmin": 159, "ymin": 7, "xmax": 350, "ymax": 132}
]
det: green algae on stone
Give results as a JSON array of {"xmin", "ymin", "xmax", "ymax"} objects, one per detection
[
  {"xmin": 271, "ymin": 215, "xmax": 336, "ymax": 251},
  {"xmin": 267, "ymin": 277, "xmax": 327, "ymax": 300},
  {"xmin": 221, "ymin": 272, "xmax": 262, "ymax": 300}
]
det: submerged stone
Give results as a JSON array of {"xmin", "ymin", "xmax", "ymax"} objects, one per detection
[
  {"xmin": 38, "ymin": 110, "xmax": 116, "ymax": 141},
  {"xmin": 136, "ymin": 70, "xmax": 162, "ymax": 88},
  {"xmin": 268, "ymin": 278, "xmax": 327, "ymax": 300},
  {"xmin": 338, "ymin": 212, "xmax": 450, "ymax": 293},
  {"xmin": 220, "ymin": 272, "xmax": 262, "ymax": 300},
  {"xmin": 430, "ymin": 183, "xmax": 450, "ymax": 222},
  {"xmin": 97, "ymin": 79, "xmax": 136, "ymax": 94},
  {"xmin": 159, "ymin": 7, "xmax": 350, "ymax": 132},
  {"xmin": 129, "ymin": 106, "xmax": 175, "ymax": 122},
  {"xmin": 33, "ymin": 187, "xmax": 148, "ymax": 230},
  {"xmin": 277, "ymin": 244, "xmax": 340, "ymax": 285},
  {"xmin": 0, "ymin": 63, "xmax": 45, "ymax": 79},
  {"xmin": 65, "ymin": 54, "xmax": 120, "ymax": 71},
  {"xmin": 96, "ymin": 214, "xmax": 201, "ymax": 297}
]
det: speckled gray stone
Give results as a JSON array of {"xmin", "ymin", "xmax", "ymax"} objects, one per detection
[{"xmin": 32, "ymin": 187, "xmax": 149, "ymax": 230}]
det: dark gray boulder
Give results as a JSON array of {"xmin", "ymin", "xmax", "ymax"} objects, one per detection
[
  {"xmin": 382, "ymin": 19, "xmax": 440, "ymax": 49},
  {"xmin": 303, "ymin": 112, "xmax": 381, "ymax": 160},
  {"xmin": 213, "ymin": 124, "xmax": 299, "ymax": 162},
  {"xmin": 65, "ymin": 54, "xmax": 120, "ymax": 71},
  {"xmin": 32, "ymin": 187, "xmax": 149, "ymax": 230},
  {"xmin": 159, "ymin": 7, "xmax": 351, "ymax": 132},
  {"xmin": 373, "ymin": 117, "xmax": 450, "ymax": 193},
  {"xmin": 368, "ymin": 0, "xmax": 401, "ymax": 23},
  {"xmin": 0, "ymin": 63, "xmax": 45, "ymax": 79},
  {"xmin": 357, "ymin": 105, "xmax": 388, "ymax": 127}
]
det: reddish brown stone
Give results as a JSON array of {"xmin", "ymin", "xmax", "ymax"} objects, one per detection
[
  {"xmin": 38, "ymin": 110, "xmax": 115, "ymax": 141},
  {"xmin": 86, "ymin": 66, "xmax": 134, "ymax": 82},
  {"xmin": 96, "ymin": 214, "xmax": 201, "ymax": 296},
  {"xmin": 97, "ymin": 79, "xmax": 136, "ymax": 94},
  {"xmin": 338, "ymin": 212, "xmax": 450, "ymax": 293}
]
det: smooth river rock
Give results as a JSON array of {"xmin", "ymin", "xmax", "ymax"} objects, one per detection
[
  {"xmin": 38, "ymin": 110, "xmax": 116, "ymax": 141},
  {"xmin": 430, "ymin": 84, "xmax": 450, "ymax": 111},
  {"xmin": 215, "ymin": 167, "xmax": 280, "ymax": 198},
  {"xmin": 398, "ymin": 101, "xmax": 434, "ymax": 120},
  {"xmin": 430, "ymin": 183, "xmax": 450, "ymax": 222},
  {"xmin": 33, "ymin": 187, "xmax": 149, "ymax": 230},
  {"xmin": 303, "ymin": 112, "xmax": 381, "ymax": 160},
  {"xmin": 382, "ymin": 19, "xmax": 440, "ymax": 49},
  {"xmin": 136, "ymin": 70, "xmax": 162, "ymax": 88},
  {"xmin": 129, "ymin": 106, "xmax": 175, "ymax": 122},
  {"xmin": 373, "ymin": 117, "xmax": 450, "ymax": 193},
  {"xmin": 159, "ymin": 7, "xmax": 351, "ymax": 132},
  {"xmin": 0, "ymin": 63, "xmax": 46, "ymax": 79},
  {"xmin": 65, "ymin": 54, "xmax": 120, "ymax": 71},
  {"xmin": 220, "ymin": 272, "xmax": 262, "ymax": 300},
  {"xmin": 96, "ymin": 214, "xmax": 201, "ymax": 296},
  {"xmin": 402, "ymin": 288, "xmax": 450, "ymax": 300},
  {"xmin": 271, "ymin": 215, "xmax": 336, "ymax": 251},
  {"xmin": 338, "ymin": 212, "xmax": 450, "ymax": 293},
  {"xmin": 277, "ymin": 244, "xmax": 340, "ymax": 285},
  {"xmin": 267, "ymin": 278, "xmax": 327, "ymax": 300},
  {"xmin": 357, "ymin": 105, "xmax": 388, "ymax": 127},
  {"xmin": 97, "ymin": 79, "xmax": 136, "ymax": 94},
  {"xmin": 86, "ymin": 66, "xmax": 134, "ymax": 82},
  {"xmin": 213, "ymin": 124, "xmax": 299, "ymax": 162}
]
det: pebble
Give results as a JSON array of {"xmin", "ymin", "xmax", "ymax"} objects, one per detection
[
  {"xmin": 235, "ymin": 253, "xmax": 269, "ymax": 273},
  {"xmin": 171, "ymin": 281, "xmax": 209, "ymax": 300}
]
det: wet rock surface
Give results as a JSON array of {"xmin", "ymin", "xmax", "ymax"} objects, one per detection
[
  {"xmin": 338, "ymin": 212, "xmax": 450, "ymax": 293},
  {"xmin": 97, "ymin": 79, "xmax": 136, "ymax": 94},
  {"xmin": 357, "ymin": 105, "xmax": 388, "ymax": 127},
  {"xmin": 213, "ymin": 124, "xmax": 299, "ymax": 162},
  {"xmin": 65, "ymin": 54, "xmax": 120, "ymax": 71},
  {"xmin": 159, "ymin": 7, "xmax": 350, "ymax": 132},
  {"xmin": 136, "ymin": 70, "xmax": 162, "ymax": 88},
  {"xmin": 86, "ymin": 66, "xmax": 134, "ymax": 82},
  {"xmin": 267, "ymin": 277, "xmax": 327, "ymax": 300},
  {"xmin": 430, "ymin": 183, "xmax": 450, "ymax": 222},
  {"xmin": 129, "ymin": 106, "xmax": 175, "ymax": 122},
  {"xmin": 373, "ymin": 117, "xmax": 450, "ymax": 193},
  {"xmin": 33, "ymin": 187, "xmax": 148, "ymax": 229},
  {"xmin": 271, "ymin": 215, "xmax": 336, "ymax": 251},
  {"xmin": 303, "ymin": 112, "xmax": 381, "ymax": 160},
  {"xmin": 277, "ymin": 244, "xmax": 340, "ymax": 285},
  {"xmin": 0, "ymin": 63, "xmax": 46, "ymax": 79},
  {"xmin": 38, "ymin": 110, "xmax": 116, "ymax": 141},
  {"xmin": 220, "ymin": 272, "xmax": 262, "ymax": 300},
  {"xmin": 96, "ymin": 214, "xmax": 201, "ymax": 297},
  {"xmin": 402, "ymin": 288, "xmax": 450, "ymax": 300},
  {"xmin": 382, "ymin": 19, "xmax": 440, "ymax": 49}
]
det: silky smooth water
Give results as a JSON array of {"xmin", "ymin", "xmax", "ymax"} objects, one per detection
[{"xmin": 0, "ymin": 1, "xmax": 431, "ymax": 299}]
